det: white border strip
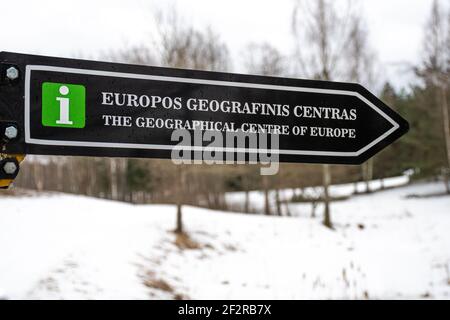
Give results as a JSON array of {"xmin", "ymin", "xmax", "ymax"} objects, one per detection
[{"xmin": 25, "ymin": 65, "xmax": 400, "ymax": 157}]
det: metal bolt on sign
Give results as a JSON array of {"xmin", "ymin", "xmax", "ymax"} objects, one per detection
[
  {"xmin": 6, "ymin": 66, "xmax": 19, "ymax": 80},
  {"xmin": 3, "ymin": 161, "xmax": 17, "ymax": 175},
  {"xmin": 4, "ymin": 126, "xmax": 18, "ymax": 139}
]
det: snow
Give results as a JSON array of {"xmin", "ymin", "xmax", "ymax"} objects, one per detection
[
  {"xmin": 226, "ymin": 175, "xmax": 410, "ymax": 213},
  {"xmin": 0, "ymin": 178, "xmax": 449, "ymax": 299}
]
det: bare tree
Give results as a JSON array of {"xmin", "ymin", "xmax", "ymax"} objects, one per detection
[
  {"xmin": 157, "ymin": 11, "xmax": 229, "ymax": 72},
  {"xmin": 244, "ymin": 42, "xmax": 284, "ymax": 76},
  {"xmin": 291, "ymin": 0, "xmax": 355, "ymax": 80},
  {"xmin": 292, "ymin": 0, "xmax": 358, "ymax": 228},
  {"xmin": 155, "ymin": 11, "xmax": 230, "ymax": 232},
  {"xmin": 104, "ymin": 45, "xmax": 156, "ymax": 66},
  {"xmin": 243, "ymin": 42, "xmax": 285, "ymax": 215},
  {"xmin": 346, "ymin": 13, "xmax": 378, "ymax": 193}
]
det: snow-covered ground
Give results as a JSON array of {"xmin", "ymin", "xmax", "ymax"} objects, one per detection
[{"xmin": 0, "ymin": 180, "xmax": 449, "ymax": 299}]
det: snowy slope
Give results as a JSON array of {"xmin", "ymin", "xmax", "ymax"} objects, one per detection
[{"xmin": 0, "ymin": 181, "xmax": 449, "ymax": 299}]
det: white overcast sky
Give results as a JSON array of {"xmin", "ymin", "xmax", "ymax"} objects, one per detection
[{"xmin": 0, "ymin": 0, "xmax": 444, "ymax": 90}]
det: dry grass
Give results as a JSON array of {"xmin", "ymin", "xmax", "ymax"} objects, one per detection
[
  {"xmin": 173, "ymin": 293, "xmax": 188, "ymax": 300},
  {"xmin": 144, "ymin": 278, "xmax": 174, "ymax": 293},
  {"xmin": 174, "ymin": 232, "xmax": 201, "ymax": 250},
  {"xmin": 143, "ymin": 271, "xmax": 189, "ymax": 299}
]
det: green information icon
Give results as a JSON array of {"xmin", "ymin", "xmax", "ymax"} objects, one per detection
[{"xmin": 42, "ymin": 82, "xmax": 86, "ymax": 128}]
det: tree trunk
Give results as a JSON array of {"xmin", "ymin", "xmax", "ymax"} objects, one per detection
[
  {"xmin": 109, "ymin": 158, "xmax": 118, "ymax": 200},
  {"xmin": 87, "ymin": 158, "xmax": 97, "ymax": 197},
  {"xmin": 440, "ymin": 86, "xmax": 450, "ymax": 194},
  {"xmin": 322, "ymin": 164, "xmax": 332, "ymax": 228},
  {"xmin": 117, "ymin": 158, "xmax": 127, "ymax": 201},
  {"xmin": 444, "ymin": 172, "xmax": 450, "ymax": 194},
  {"xmin": 244, "ymin": 190, "xmax": 250, "ymax": 213},
  {"xmin": 33, "ymin": 163, "xmax": 44, "ymax": 192},
  {"xmin": 275, "ymin": 188, "xmax": 282, "ymax": 216},
  {"xmin": 284, "ymin": 200, "xmax": 291, "ymax": 217},
  {"xmin": 364, "ymin": 158, "xmax": 374, "ymax": 193},
  {"xmin": 175, "ymin": 165, "xmax": 185, "ymax": 234},
  {"xmin": 243, "ymin": 175, "xmax": 250, "ymax": 213},
  {"xmin": 368, "ymin": 158, "xmax": 373, "ymax": 189},
  {"xmin": 175, "ymin": 201, "xmax": 183, "ymax": 233},
  {"xmin": 363, "ymin": 163, "xmax": 369, "ymax": 193},
  {"xmin": 311, "ymin": 201, "xmax": 317, "ymax": 218},
  {"xmin": 353, "ymin": 181, "xmax": 359, "ymax": 194},
  {"xmin": 56, "ymin": 161, "xmax": 64, "ymax": 192},
  {"xmin": 263, "ymin": 175, "xmax": 271, "ymax": 215}
]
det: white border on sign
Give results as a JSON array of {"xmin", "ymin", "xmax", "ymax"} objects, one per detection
[{"xmin": 25, "ymin": 65, "xmax": 400, "ymax": 157}]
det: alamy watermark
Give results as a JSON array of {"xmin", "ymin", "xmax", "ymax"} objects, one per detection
[{"xmin": 170, "ymin": 128, "xmax": 280, "ymax": 175}]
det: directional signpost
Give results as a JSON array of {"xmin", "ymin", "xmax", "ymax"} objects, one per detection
[{"xmin": 0, "ymin": 52, "xmax": 408, "ymax": 187}]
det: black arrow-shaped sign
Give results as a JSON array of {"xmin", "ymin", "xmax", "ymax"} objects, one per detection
[{"xmin": 0, "ymin": 52, "xmax": 408, "ymax": 165}]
